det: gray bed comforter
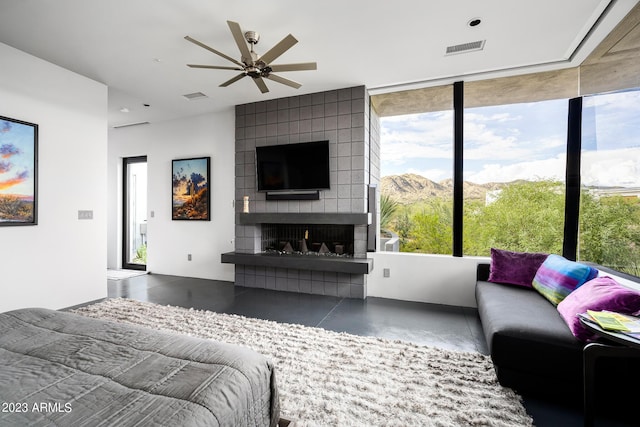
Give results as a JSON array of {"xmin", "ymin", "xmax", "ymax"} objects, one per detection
[{"xmin": 0, "ymin": 307, "xmax": 279, "ymax": 427}]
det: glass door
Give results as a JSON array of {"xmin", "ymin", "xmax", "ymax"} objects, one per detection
[{"xmin": 123, "ymin": 156, "xmax": 147, "ymax": 270}]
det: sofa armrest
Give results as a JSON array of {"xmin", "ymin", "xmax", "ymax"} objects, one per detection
[{"xmin": 477, "ymin": 263, "xmax": 490, "ymax": 281}]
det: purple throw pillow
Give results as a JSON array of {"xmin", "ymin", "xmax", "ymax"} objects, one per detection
[
  {"xmin": 487, "ymin": 248, "xmax": 548, "ymax": 288},
  {"xmin": 557, "ymin": 276, "xmax": 640, "ymax": 342}
]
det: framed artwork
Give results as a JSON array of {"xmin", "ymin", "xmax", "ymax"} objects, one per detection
[
  {"xmin": 172, "ymin": 156, "xmax": 210, "ymax": 221},
  {"xmin": 0, "ymin": 116, "xmax": 38, "ymax": 226}
]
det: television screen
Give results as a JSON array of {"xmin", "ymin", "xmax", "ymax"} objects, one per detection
[{"xmin": 256, "ymin": 141, "xmax": 330, "ymax": 192}]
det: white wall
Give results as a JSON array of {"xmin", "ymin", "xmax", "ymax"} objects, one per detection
[
  {"xmin": 367, "ymin": 252, "xmax": 488, "ymax": 308},
  {"xmin": 0, "ymin": 42, "xmax": 107, "ymax": 312},
  {"xmin": 108, "ymin": 111, "xmax": 236, "ymax": 281}
]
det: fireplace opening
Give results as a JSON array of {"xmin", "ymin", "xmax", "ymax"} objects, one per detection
[{"xmin": 261, "ymin": 224, "xmax": 354, "ymax": 257}]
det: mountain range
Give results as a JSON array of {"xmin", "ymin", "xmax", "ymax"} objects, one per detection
[{"xmin": 380, "ymin": 173, "xmax": 506, "ymax": 204}]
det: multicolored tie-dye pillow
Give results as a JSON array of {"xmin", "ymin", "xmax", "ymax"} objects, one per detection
[{"xmin": 531, "ymin": 254, "xmax": 598, "ymax": 306}]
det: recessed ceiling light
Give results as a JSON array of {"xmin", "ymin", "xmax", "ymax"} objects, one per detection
[
  {"xmin": 119, "ymin": 107, "xmax": 130, "ymax": 113},
  {"xmin": 152, "ymin": 58, "xmax": 162, "ymax": 63},
  {"xmin": 468, "ymin": 18, "xmax": 481, "ymax": 27}
]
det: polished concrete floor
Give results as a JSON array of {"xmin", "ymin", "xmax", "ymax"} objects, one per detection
[
  {"xmin": 105, "ymin": 273, "xmax": 628, "ymax": 427},
  {"xmin": 108, "ymin": 273, "xmax": 487, "ymax": 353}
]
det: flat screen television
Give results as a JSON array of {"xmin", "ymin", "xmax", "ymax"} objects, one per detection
[{"xmin": 256, "ymin": 141, "xmax": 330, "ymax": 192}]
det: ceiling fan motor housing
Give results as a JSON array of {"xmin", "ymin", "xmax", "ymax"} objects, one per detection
[{"xmin": 244, "ymin": 31, "xmax": 259, "ymax": 45}]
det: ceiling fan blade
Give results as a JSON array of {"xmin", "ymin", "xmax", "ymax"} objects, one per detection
[
  {"xmin": 219, "ymin": 73, "xmax": 247, "ymax": 87},
  {"xmin": 253, "ymin": 77, "xmax": 269, "ymax": 93},
  {"xmin": 227, "ymin": 21, "xmax": 253, "ymax": 65},
  {"xmin": 259, "ymin": 34, "xmax": 298, "ymax": 65},
  {"xmin": 187, "ymin": 64, "xmax": 244, "ymax": 71},
  {"xmin": 269, "ymin": 62, "xmax": 317, "ymax": 72},
  {"xmin": 265, "ymin": 73, "xmax": 302, "ymax": 89},
  {"xmin": 184, "ymin": 35, "xmax": 244, "ymax": 68}
]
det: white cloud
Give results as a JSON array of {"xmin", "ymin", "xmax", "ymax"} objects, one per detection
[
  {"xmin": 381, "ymin": 113, "xmax": 453, "ymax": 165},
  {"xmin": 381, "ymin": 94, "xmax": 640, "ymax": 187},
  {"xmin": 582, "ymin": 148, "xmax": 640, "ymax": 186},
  {"xmin": 464, "ymin": 112, "xmax": 521, "ymax": 123},
  {"xmin": 381, "ymin": 140, "xmax": 452, "ymax": 165},
  {"xmin": 382, "ymin": 109, "xmax": 566, "ymax": 169},
  {"xmin": 464, "ymin": 154, "xmax": 566, "ymax": 184},
  {"xmin": 464, "ymin": 148, "xmax": 640, "ymax": 186}
]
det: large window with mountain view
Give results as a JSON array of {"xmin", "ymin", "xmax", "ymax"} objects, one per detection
[
  {"xmin": 379, "ymin": 97, "xmax": 569, "ymax": 256},
  {"xmin": 463, "ymin": 99, "xmax": 568, "ymax": 256},
  {"xmin": 379, "ymin": 83, "xmax": 640, "ymax": 279},
  {"xmin": 380, "ymin": 109, "xmax": 453, "ymax": 254},
  {"xmin": 579, "ymin": 89, "xmax": 640, "ymax": 276}
]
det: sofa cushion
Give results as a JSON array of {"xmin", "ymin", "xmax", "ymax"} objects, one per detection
[
  {"xmin": 531, "ymin": 254, "xmax": 598, "ymax": 305},
  {"xmin": 557, "ymin": 276, "xmax": 640, "ymax": 342},
  {"xmin": 488, "ymin": 248, "xmax": 548, "ymax": 288}
]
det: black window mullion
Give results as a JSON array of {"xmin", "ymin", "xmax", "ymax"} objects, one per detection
[
  {"xmin": 453, "ymin": 81, "xmax": 464, "ymax": 257},
  {"xmin": 563, "ymin": 97, "xmax": 582, "ymax": 261}
]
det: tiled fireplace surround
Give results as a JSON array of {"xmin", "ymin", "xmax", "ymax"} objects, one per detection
[{"xmin": 227, "ymin": 85, "xmax": 381, "ymax": 299}]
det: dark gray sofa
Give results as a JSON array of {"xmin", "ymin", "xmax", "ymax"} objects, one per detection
[
  {"xmin": 476, "ymin": 261, "xmax": 640, "ymax": 423},
  {"xmin": 475, "ymin": 263, "xmax": 585, "ymax": 401}
]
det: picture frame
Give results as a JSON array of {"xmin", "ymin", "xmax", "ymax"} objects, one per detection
[
  {"xmin": 172, "ymin": 156, "xmax": 210, "ymax": 221},
  {"xmin": 0, "ymin": 115, "xmax": 38, "ymax": 226}
]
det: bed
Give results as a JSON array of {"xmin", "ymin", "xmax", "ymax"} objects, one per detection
[{"xmin": 0, "ymin": 307, "xmax": 280, "ymax": 427}]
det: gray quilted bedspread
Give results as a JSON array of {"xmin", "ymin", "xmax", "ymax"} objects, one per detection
[{"xmin": 0, "ymin": 308, "xmax": 279, "ymax": 427}]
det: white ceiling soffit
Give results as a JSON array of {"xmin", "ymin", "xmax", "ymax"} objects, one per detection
[
  {"xmin": 0, "ymin": 0, "xmax": 636, "ymax": 127},
  {"xmin": 369, "ymin": 0, "xmax": 637, "ymax": 95}
]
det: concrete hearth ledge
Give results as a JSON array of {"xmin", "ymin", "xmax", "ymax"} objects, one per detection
[{"xmin": 221, "ymin": 252, "xmax": 373, "ymax": 274}]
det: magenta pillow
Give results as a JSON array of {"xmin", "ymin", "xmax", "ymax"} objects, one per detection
[
  {"xmin": 487, "ymin": 248, "xmax": 548, "ymax": 288},
  {"xmin": 557, "ymin": 276, "xmax": 640, "ymax": 342}
]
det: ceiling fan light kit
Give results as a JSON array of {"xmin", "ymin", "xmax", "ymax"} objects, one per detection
[{"xmin": 185, "ymin": 20, "xmax": 317, "ymax": 94}]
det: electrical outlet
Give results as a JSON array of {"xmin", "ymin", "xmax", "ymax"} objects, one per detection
[
  {"xmin": 383, "ymin": 268, "xmax": 390, "ymax": 278},
  {"xmin": 78, "ymin": 210, "xmax": 93, "ymax": 220},
  {"xmin": 187, "ymin": 254, "xmax": 192, "ymax": 261}
]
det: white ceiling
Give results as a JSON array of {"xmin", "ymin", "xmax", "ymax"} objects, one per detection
[{"xmin": 0, "ymin": 0, "xmax": 637, "ymax": 127}]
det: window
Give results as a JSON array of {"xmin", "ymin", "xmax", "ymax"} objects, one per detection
[
  {"xmin": 380, "ymin": 109, "xmax": 453, "ymax": 254},
  {"xmin": 463, "ymin": 99, "xmax": 568, "ymax": 256},
  {"xmin": 579, "ymin": 89, "xmax": 640, "ymax": 276},
  {"xmin": 376, "ymin": 81, "xmax": 640, "ymax": 278}
]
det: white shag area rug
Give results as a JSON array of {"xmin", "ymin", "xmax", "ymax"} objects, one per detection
[{"xmin": 72, "ymin": 298, "xmax": 533, "ymax": 427}]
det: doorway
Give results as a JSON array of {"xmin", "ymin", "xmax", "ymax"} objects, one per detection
[{"xmin": 123, "ymin": 156, "xmax": 147, "ymax": 270}]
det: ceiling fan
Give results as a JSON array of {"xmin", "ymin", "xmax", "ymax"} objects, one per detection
[{"xmin": 185, "ymin": 21, "xmax": 317, "ymax": 94}]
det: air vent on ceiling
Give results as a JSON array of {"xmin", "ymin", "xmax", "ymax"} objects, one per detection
[
  {"xmin": 445, "ymin": 40, "xmax": 486, "ymax": 55},
  {"xmin": 183, "ymin": 92, "xmax": 208, "ymax": 101},
  {"xmin": 112, "ymin": 121, "xmax": 150, "ymax": 129}
]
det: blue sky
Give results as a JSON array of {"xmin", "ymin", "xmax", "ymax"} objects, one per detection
[{"xmin": 381, "ymin": 90, "xmax": 640, "ymax": 187}]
